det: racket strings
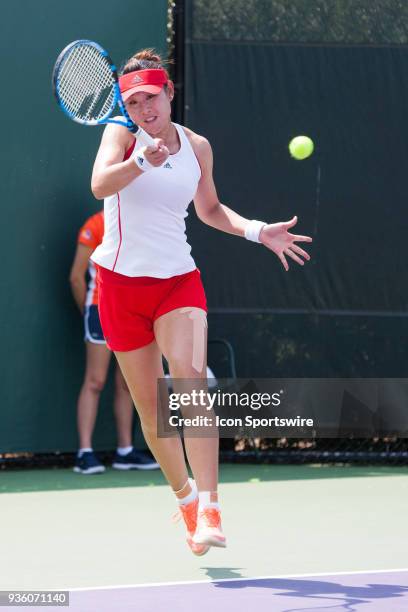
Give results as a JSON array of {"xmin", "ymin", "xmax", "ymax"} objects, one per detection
[{"xmin": 57, "ymin": 44, "xmax": 116, "ymax": 122}]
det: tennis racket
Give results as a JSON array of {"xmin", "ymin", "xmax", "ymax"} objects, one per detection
[{"xmin": 52, "ymin": 39, "xmax": 155, "ymax": 147}]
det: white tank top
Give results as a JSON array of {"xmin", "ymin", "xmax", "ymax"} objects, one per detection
[{"xmin": 91, "ymin": 123, "xmax": 201, "ymax": 278}]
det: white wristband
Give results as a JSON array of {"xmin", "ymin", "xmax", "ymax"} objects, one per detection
[
  {"xmin": 244, "ymin": 219, "xmax": 267, "ymax": 243},
  {"xmin": 133, "ymin": 148, "xmax": 154, "ymax": 172}
]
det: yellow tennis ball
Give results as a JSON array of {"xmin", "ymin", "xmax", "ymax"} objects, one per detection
[{"xmin": 289, "ymin": 136, "xmax": 314, "ymax": 160}]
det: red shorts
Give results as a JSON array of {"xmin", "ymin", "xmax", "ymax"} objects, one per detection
[{"xmin": 97, "ymin": 266, "xmax": 208, "ymax": 351}]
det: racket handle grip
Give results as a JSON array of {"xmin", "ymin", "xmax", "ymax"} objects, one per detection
[{"xmin": 134, "ymin": 127, "xmax": 156, "ymax": 147}]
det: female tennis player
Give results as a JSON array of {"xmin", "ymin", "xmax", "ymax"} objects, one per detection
[{"xmin": 91, "ymin": 49, "xmax": 312, "ymax": 555}]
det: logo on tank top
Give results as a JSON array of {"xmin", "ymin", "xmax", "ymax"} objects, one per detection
[{"xmin": 163, "ymin": 162, "xmax": 172, "ymax": 169}]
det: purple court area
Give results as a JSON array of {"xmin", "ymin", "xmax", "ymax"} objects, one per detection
[
  {"xmin": 63, "ymin": 570, "xmax": 408, "ymax": 612},
  {"xmin": 18, "ymin": 570, "xmax": 408, "ymax": 611}
]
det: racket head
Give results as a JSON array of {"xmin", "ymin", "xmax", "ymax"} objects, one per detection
[
  {"xmin": 52, "ymin": 39, "xmax": 156, "ymax": 147},
  {"xmin": 52, "ymin": 39, "xmax": 121, "ymax": 126}
]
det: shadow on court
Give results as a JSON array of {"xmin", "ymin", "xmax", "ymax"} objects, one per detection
[
  {"xmin": 201, "ymin": 566, "xmax": 246, "ymax": 580},
  {"xmin": 212, "ymin": 576, "xmax": 408, "ymax": 611},
  {"xmin": 52, "ymin": 571, "xmax": 408, "ymax": 612}
]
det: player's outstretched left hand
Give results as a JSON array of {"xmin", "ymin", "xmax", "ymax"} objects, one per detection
[{"xmin": 259, "ymin": 216, "xmax": 312, "ymax": 271}]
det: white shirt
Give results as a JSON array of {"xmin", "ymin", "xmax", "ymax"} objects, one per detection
[{"xmin": 91, "ymin": 123, "xmax": 201, "ymax": 278}]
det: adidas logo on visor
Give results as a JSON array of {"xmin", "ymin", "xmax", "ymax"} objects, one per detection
[{"xmin": 132, "ymin": 74, "xmax": 144, "ymax": 83}]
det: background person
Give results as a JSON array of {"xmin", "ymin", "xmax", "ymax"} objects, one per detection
[{"xmin": 69, "ymin": 210, "xmax": 159, "ymax": 474}]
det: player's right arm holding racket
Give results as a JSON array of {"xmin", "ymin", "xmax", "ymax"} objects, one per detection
[
  {"xmin": 91, "ymin": 121, "xmax": 169, "ymax": 199},
  {"xmin": 91, "ymin": 54, "xmax": 178, "ymax": 197}
]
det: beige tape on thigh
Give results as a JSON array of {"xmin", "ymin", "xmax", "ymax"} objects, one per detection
[{"xmin": 179, "ymin": 308, "xmax": 208, "ymax": 373}]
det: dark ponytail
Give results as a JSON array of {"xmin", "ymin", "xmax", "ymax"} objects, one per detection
[{"xmin": 122, "ymin": 48, "xmax": 169, "ymax": 74}]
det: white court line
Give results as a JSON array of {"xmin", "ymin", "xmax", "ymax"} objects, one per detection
[{"xmin": 68, "ymin": 567, "xmax": 408, "ymax": 592}]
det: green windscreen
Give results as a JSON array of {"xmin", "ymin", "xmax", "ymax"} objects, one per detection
[
  {"xmin": 184, "ymin": 0, "xmax": 408, "ymax": 381},
  {"xmin": 185, "ymin": 0, "xmax": 408, "ymax": 316},
  {"xmin": 0, "ymin": 0, "xmax": 167, "ymax": 453},
  {"xmin": 192, "ymin": 0, "xmax": 408, "ymax": 44}
]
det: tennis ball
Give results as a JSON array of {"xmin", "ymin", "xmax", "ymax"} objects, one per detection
[{"xmin": 289, "ymin": 136, "xmax": 314, "ymax": 160}]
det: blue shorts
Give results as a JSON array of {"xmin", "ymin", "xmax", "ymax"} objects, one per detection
[{"xmin": 84, "ymin": 305, "xmax": 105, "ymax": 344}]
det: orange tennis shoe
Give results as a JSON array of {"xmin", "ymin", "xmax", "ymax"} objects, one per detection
[
  {"xmin": 175, "ymin": 498, "xmax": 210, "ymax": 556},
  {"xmin": 193, "ymin": 507, "xmax": 227, "ymax": 548}
]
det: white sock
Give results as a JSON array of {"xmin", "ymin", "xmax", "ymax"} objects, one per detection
[
  {"xmin": 198, "ymin": 491, "xmax": 220, "ymax": 511},
  {"xmin": 177, "ymin": 478, "xmax": 198, "ymax": 506},
  {"xmin": 78, "ymin": 448, "xmax": 93, "ymax": 458},
  {"xmin": 117, "ymin": 446, "xmax": 133, "ymax": 456}
]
